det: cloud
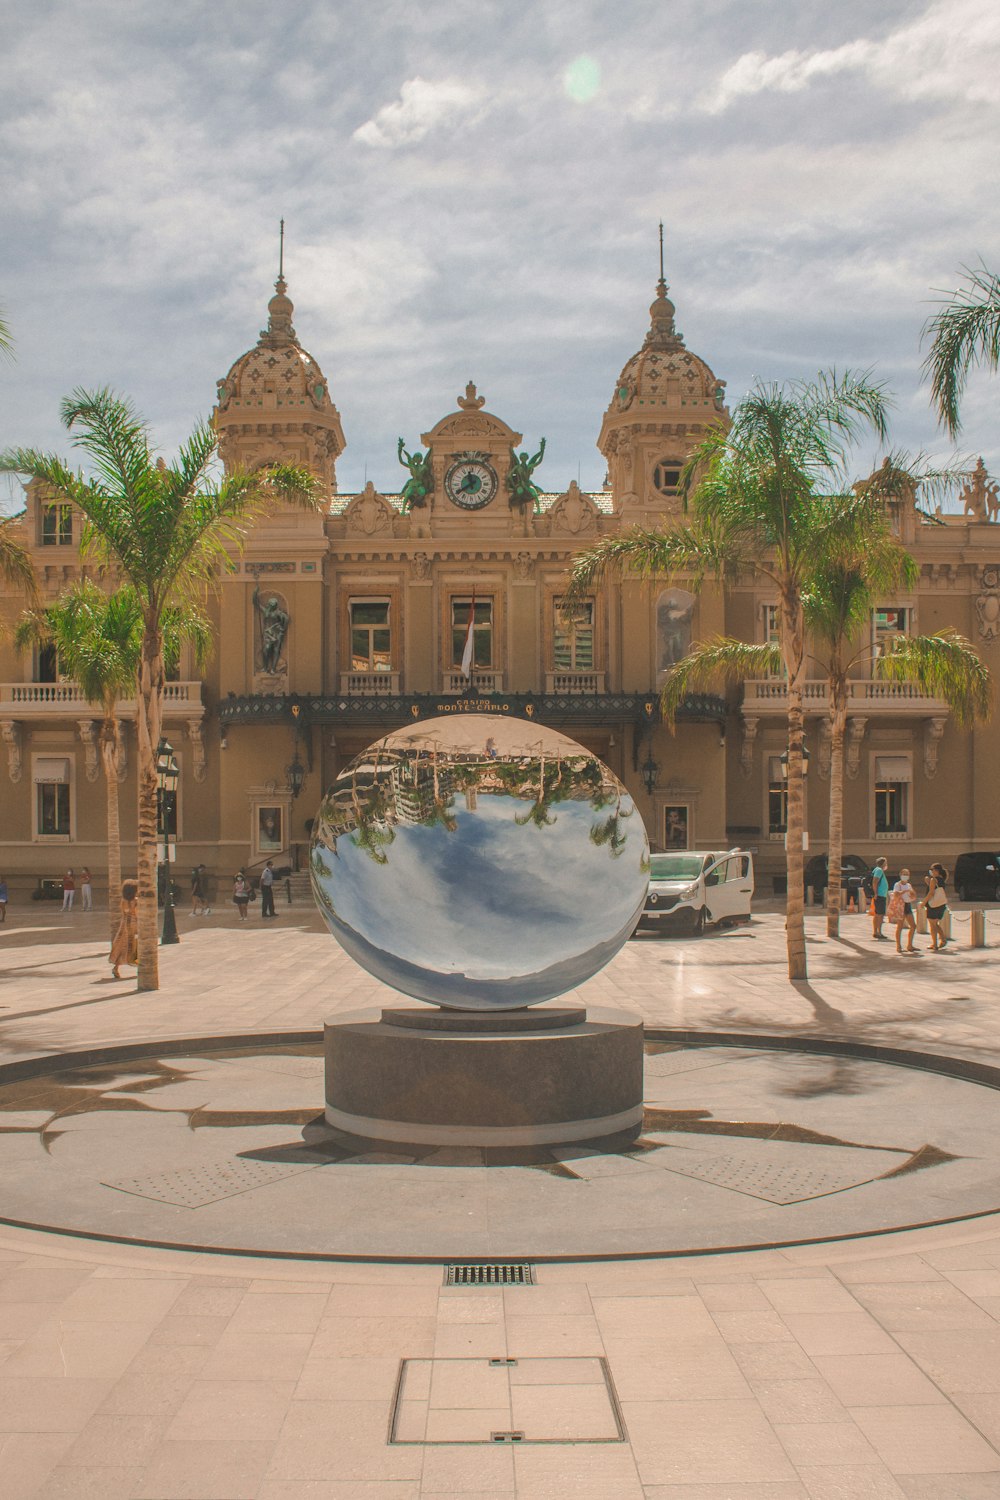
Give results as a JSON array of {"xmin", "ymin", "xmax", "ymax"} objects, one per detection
[
  {"xmin": 701, "ymin": 0, "xmax": 1000, "ymax": 114},
  {"xmin": 353, "ymin": 77, "xmax": 489, "ymax": 149}
]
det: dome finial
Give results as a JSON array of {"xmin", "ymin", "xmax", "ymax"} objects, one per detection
[
  {"xmin": 645, "ymin": 220, "xmax": 679, "ymax": 347},
  {"xmin": 278, "ymin": 217, "xmax": 285, "ymax": 284},
  {"xmin": 261, "ymin": 219, "xmax": 298, "ymax": 346}
]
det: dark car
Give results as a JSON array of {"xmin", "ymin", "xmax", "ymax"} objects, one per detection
[
  {"xmin": 803, "ymin": 853, "xmax": 870, "ymax": 902},
  {"xmin": 953, "ymin": 853, "xmax": 1000, "ymax": 902}
]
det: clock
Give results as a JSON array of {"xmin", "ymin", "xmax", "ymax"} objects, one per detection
[{"xmin": 445, "ymin": 456, "xmax": 498, "ymax": 510}]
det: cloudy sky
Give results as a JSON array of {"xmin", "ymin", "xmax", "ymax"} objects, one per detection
[{"xmin": 2, "ymin": 0, "xmax": 998, "ymax": 512}]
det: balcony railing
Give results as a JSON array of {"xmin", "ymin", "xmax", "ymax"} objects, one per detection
[
  {"xmin": 441, "ymin": 670, "xmax": 504, "ymax": 695},
  {"xmin": 0, "ymin": 681, "xmax": 204, "ymax": 717},
  {"xmin": 545, "ymin": 671, "xmax": 606, "ymax": 695},
  {"xmin": 742, "ymin": 679, "xmax": 949, "ymax": 715},
  {"xmin": 339, "ymin": 671, "xmax": 401, "ymax": 696}
]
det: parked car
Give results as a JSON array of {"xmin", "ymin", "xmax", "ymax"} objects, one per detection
[
  {"xmin": 803, "ymin": 853, "xmax": 870, "ymax": 904},
  {"xmin": 635, "ymin": 850, "xmax": 755, "ymax": 936},
  {"xmin": 953, "ymin": 853, "xmax": 1000, "ymax": 903}
]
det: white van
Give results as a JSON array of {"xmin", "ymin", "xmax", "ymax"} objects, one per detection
[{"xmin": 635, "ymin": 849, "xmax": 755, "ymax": 936}]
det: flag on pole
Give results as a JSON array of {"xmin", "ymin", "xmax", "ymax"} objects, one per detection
[{"xmin": 461, "ymin": 590, "xmax": 477, "ymax": 680}]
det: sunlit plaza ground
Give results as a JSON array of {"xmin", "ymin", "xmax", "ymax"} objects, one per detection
[{"xmin": 3, "ymin": 899, "xmax": 1000, "ymax": 1496}]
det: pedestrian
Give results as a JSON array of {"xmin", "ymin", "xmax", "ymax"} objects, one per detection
[
  {"xmin": 232, "ymin": 871, "xmax": 251, "ymax": 921},
  {"xmin": 925, "ymin": 862, "xmax": 950, "ymax": 952},
  {"xmin": 191, "ymin": 864, "xmax": 211, "ymax": 916},
  {"xmin": 870, "ymin": 857, "xmax": 889, "ymax": 940},
  {"xmin": 109, "ymin": 879, "xmax": 138, "ymax": 980},
  {"xmin": 0, "ymin": 874, "xmax": 7, "ymax": 923},
  {"xmin": 62, "ymin": 869, "xmax": 75, "ymax": 912},
  {"xmin": 260, "ymin": 859, "xmax": 276, "ymax": 919},
  {"xmin": 889, "ymin": 868, "xmax": 919, "ymax": 954},
  {"xmin": 80, "ymin": 867, "xmax": 92, "ymax": 912}
]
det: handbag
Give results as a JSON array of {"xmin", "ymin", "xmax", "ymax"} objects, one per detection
[{"xmin": 886, "ymin": 892, "xmax": 905, "ymax": 924}]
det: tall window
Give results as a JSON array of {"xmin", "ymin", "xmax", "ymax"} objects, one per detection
[
  {"xmin": 652, "ymin": 460, "xmax": 681, "ymax": 496},
  {"xmin": 34, "ymin": 756, "xmax": 72, "ymax": 838},
  {"xmin": 451, "ymin": 599, "xmax": 492, "ymax": 668},
  {"xmin": 350, "ymin": 600, "xmax": 391, "ymax": 672},
  {"xmin": 874, "ymin": 754, "xmax": 911, "ymax": 834},
  {"xmin": 41, "ymin": 504, "xmax": 73, "ymax": 546},
  {"xmin": 767, "ymin": 755, "xmax": 788, "ymax": 836},
  {"xmin": 554, "ymin": 600, "xmax": 594, "ymax": 671},
  {"xmin": 35, "ymin": 644, "xmax": 62, "ymax": 683},
  {"xmin": 873, "ymin": 607, "xmax": 910, "ymax": 656},
  {"xmin": 656, "ymin": 589, "xmax": 695, "ymax": 674}
]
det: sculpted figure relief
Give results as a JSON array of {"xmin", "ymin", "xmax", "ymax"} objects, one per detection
[
  {"xmin": 506, "ymin": 437, "xmax": 546, "ymax": 512},
  {"xmin": 397, "ymin": 439, "xmax": 434, "ymax": 510},
  {"xmin": 254, "ymin": 586, "xmax": 290, "ymax": 675}
]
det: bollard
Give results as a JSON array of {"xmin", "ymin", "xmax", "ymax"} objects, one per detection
[
  {"xmin": 971, "ymin": 909, "xmax": 986, "ymax": 948},
  {"xmin": 941, "ymin": 910, "xmax": 952, "ymax": 941},
  {"xmin": 915, "ymin": 904, "xmax": 928, "ymax": 935}
]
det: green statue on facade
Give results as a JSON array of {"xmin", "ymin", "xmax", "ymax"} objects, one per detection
[
  {"xmin": 506, "ymin": 438, "xmax": 546, "ymax": 513},
  {"xmin": 397, "ymin": 439, "xmax": 433, "ymax": 510}
]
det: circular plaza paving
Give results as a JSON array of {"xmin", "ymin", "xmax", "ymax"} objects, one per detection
[{"xmin": 2, "ymin": 1031, "xmax": 1000, "ymax": 1260}]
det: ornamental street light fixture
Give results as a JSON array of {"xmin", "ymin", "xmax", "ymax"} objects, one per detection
[
  {"xmin": 285, "ymin": 751, "xmax": 306, "ymax": 799},
  {"xmin": 640, "ymin": 749, "xmax": 660, "ymax": 796},
  {"xmin": 155, "ymin": 735, "xmax": 180, "ymax": 946},
  {"xmin": 779, "ymin": 743, "xmax": 811, "ymax": 780}
]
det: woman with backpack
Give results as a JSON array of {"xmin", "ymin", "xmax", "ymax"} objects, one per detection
[{"xmin": 924, "ymin": 863, "xmax": 950, "ymax": 952}]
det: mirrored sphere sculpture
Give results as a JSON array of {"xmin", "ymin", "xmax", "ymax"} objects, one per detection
[{"xmin": 309, "ymin": 715, "xmax": 650, "ymax": 1010}]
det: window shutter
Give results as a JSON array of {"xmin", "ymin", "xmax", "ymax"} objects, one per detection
[
  {"xmin": 874, "ymin": 755, "xmax": 911, "ymax": 782},
  {"xmin": 33, "ymin": 756, "xmax": 71, "ymax": 784}
]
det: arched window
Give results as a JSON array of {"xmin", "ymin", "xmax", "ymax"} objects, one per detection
[{"xmin": 656, "ymin": 589, "xmax": 695, "ymax": 675}]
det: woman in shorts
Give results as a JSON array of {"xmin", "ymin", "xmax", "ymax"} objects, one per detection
[
  {"xmin": 925, "ymin": 863, "xmax": 950, "ymax": 952},
  {"xmin": 891, "ymin": 869, "xmax": 918, "ymax": 954}
]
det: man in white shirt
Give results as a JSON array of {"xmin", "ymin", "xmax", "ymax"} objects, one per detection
[{"xmin": 260, "ymin": 861, "xmax": 276, "ymax": 919}]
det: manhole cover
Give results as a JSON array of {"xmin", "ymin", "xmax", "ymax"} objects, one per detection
[
  {"xmin": 390, "ymin": 1357, "xmax": 625, "ymax": 1444},
  {"xmin": 103, "ymin": 1157, "xmax": 318, "ymax": 1208},
  {"xmin": 446, "ymin": 1262, "xmax": 535, "ymax": 1286}
]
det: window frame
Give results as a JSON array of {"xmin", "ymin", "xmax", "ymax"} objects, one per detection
[
  {"xmin": 553, "ymin": 598, "xmax": 595, "ymax": 673},
  {"xmin": 652, "ymin": 458, "xmax": 681, "ymax": 497},
  {"xmin": 872, "ymin": 751, "xmax": 912, "ymax": 838},
  {"xmin": 450, "ymin": 596, "xmax": 494, "ymax": 670},
  {"xmin": 32, "ymin": 753, "xmax": 75, "ymax": 842},
  {"xmin": 40, "ymin": 503, "xmax": 73, "ymax": 547},
  {"xmin": 349, "ymin": 597, "xmax": 393, "ymax": 674}
]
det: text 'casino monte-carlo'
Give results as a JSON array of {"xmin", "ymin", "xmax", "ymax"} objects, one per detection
[{"xmin": 2, "ymin": 251, "xmax": 1000, "ymax": 897}]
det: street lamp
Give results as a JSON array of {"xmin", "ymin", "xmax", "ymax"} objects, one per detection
[
  {"xmin": 285, "ymin": 751, "xmax": 306, "ymax": 799},
  {"xmin": 155, "ymin": 735, "xmax": 180, "ymax": 946},
  {"xmin": 640, "ymin": 749, "xmax": 660, "ymax": 797},
  {"xmin": 779, "ymin": 743, "xmax": 810, "ymax": 780}
]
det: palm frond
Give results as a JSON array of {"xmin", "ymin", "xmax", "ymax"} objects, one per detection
[
  {"xmin": 0, "ymin": 516, "xmax": 38, "ymax": 599},
  {"xmin": 876, "ymin": 630, "xmax": 993, "ymax": 726},
  {"xmin": 566, "ymin": 520, "xmax": 742, "ymax": 606},
  {"xmin": 922, "ymin": 263, "xmax": 1000, "ymax": 438},
  {"xmin": 661, "ymin": 637, "xmax": 782, "ymax": 724}
]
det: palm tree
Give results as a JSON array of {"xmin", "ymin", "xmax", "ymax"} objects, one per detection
[
  {"xmin": 924, "ymin": 264, "xmax": 1000, "ymax": 437},
  {"xmin": 14, "ymin": 581, "xmax": 211, "ymax": 939},
  {"xmin": 0, "ymin": 388, "xmax": 320, "ymax": 990},
  {"xmin": 0, "ymin": 516, "xmax": 37, "ymax": 604},
  {"xmin": 568, "ymin": 371, "xmax": 891, "ymax": 980}
]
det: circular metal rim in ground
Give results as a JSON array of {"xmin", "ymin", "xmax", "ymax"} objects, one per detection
[{"xmin": 2, "ymin": 1028, "xmax": 1000, "ymax": 1263}]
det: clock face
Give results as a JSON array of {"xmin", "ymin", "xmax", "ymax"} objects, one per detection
[{"xmin": 445, "ymin": 459, "xmax": 498, "ymax": 510}]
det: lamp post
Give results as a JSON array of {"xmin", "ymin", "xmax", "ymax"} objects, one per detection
[
  {"xmin": 640, "ymin": 749, "xmax": 660, "ymax": 797},
  {"xmin": 155, "ymin": 735, "xmax": 180, "ymax": 946}
]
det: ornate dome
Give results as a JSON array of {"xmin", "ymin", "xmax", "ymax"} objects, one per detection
[
  {"xmin": 216, "ymin": 275, "xmax": 333, "ymax": 416},
  {"xmin": 609, "ymin": 277, "xmax": 726, "ymax": 418}
]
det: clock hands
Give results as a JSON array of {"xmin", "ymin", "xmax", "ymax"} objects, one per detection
[{"xmin": 459, "ymin": 471, "xmax": 482, "ymax": 494}]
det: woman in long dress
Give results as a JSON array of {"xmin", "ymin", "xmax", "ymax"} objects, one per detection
[{"xmin": 109, "ymin": 879, "xmax": 138, "ymax": 980}]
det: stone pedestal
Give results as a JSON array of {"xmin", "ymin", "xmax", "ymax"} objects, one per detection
[{"xmin": 324, "ymin": 1004, "xmax": 644, "ymax": 1148}]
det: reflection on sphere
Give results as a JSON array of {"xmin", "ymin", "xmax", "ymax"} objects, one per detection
[{"xmin": 309, "ymin": 715, "xmax": 650, "ymax": 1010}]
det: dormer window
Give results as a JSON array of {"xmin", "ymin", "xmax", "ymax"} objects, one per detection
[
  {"xmin": 41, "ymin": 503, "xmax": 73, "ymax": 546},
  {"xmin": 653, "ymin": 460, "xmax": 681, "ymax": 496}
]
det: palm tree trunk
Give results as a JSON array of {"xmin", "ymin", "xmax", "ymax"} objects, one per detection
[
  {"xmin": 101, "ymin": 719, "xmax": 123, "ymax": 944},
  {"xmin": 135, "ymin": 623, "xmax": 164, "ymax": 992},
  {"xmin": 781, "ymin": 595, "xmax": 808, "ymax": 981},
  {"xmin": 825, "ymin": 692, "xmax": 848, "ymax": 940}
]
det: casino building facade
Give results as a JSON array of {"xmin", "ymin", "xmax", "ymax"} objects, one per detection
[{"xmin": 2, "ymin": 266, "xmax": 999, "ymax": 901}]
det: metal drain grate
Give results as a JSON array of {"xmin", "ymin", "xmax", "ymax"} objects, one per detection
[{"xmin": 446, "ymin": 1262, "xmax": 535, "ymax": 1286}]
